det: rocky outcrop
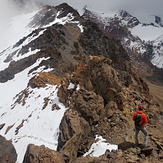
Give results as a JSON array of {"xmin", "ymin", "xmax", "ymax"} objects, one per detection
[
  {"xmin": 23, "ymin": 143, "xmax": 163, "ymax": 163},
  {"xmin": 0, "ymin": 135, "xmax": 17, "ymax": 163},
  {"xmin": 56, "ymin": 56, "xmax": 163, "ymax": 162},
  {"xmin": 23, "ymin": 144, "xmax": 65, "ymax": 163},
  {"xmin": 28, "ymin": 72, "xmax": 61, "ymax": 88}
]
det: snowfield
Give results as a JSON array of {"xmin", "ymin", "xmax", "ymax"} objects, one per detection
[
  {"xmin": 0, "ymin": 11, "xmax": 39, "ymax": 52},
  {"xmin": 0, "ymin": 56, "xmax": 66, "ymax": 162},
  {"xmin": 130, "ymin": 24, "xmax": 163, "ymax": 42}
]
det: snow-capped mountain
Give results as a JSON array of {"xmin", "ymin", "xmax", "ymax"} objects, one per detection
[{"xmin": 83, "ymin": 7, "xmax": 163, "ymax": 70}]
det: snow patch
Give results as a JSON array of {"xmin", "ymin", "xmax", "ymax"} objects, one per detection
[
  {"xmin": 151, "ymin": 54, "xmax": 163, "ymax": 68},
  {"xmin": 131, "ymin": 24, "xmax": 163, "ymax": 41},
  {"xmin": 84, "ymin": 135, "xmax": 118, "ymax": 157},
  {"xmin": 0, "ymin": 56, "xmax": 63, "ymax": 163}
]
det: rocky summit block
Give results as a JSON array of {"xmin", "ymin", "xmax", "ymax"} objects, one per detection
[
  {"xmin": 0, "ymin": 135, "xmax": 17, "ymax": 163},
  {"xmin": 23, "ymin": 144, "xmax": 65, "ymax": 163}
]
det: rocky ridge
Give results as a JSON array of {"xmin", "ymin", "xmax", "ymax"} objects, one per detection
[
  {"xmin": 0, "ymin": 135, "xmax": 17, "ymax": 163},
  {"xmin": 21, "ymin": 55, "xmax": 163, "ymax": 163}
]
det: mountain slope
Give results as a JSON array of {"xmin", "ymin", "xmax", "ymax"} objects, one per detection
[
  {"xmin": 82, "ymin": 7, "xmax": 163, "ymax": 83},
  {"xmin": 0, "ymin": 3, "xmax": 83, "ymax": 162}
]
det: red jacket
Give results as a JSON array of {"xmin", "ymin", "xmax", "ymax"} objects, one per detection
[{"xmin": 132, "ymin": 110, "xmax": 148, "ymax": 126}]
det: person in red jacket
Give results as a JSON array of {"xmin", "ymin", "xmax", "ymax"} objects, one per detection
[{"xmin": 132, "ymin": 105, "xmax": 148, "ymax": 147}]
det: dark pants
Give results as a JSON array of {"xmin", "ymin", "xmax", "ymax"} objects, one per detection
[{"xmin": 135, "ymin": 125, "xmax": 148, "ymax": 146}]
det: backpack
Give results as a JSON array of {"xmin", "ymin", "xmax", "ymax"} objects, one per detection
[{"xmin": 134, "ymin": 113, "xmax": 142, "ymax": 126}]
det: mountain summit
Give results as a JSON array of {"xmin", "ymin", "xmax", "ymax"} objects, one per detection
[{"xmin": 0, "ymin": 3, "xmax": 163, "ymax": 163}]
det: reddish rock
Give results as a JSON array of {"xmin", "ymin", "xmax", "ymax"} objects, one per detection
[{"xmin": 28, "ymin": 72, "xmax": 61, "ymax": 88}]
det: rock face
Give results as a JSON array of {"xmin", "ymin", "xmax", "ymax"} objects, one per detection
[
  {"xmin": 56, "ymin": 56, "xmax": 163, "ymax": 162},
  {"xmin": 21, "ymin": 55, "xmax": 163, "ymax": 162},
  {"xmin": 23, "ymin": 144, "xmax": 65, "ymax": 163},
  {"xmin": 0, "ymin": 135, "xmax": 17, "ymax": 163},
  {"xmin": 57, "ymin": 89, "xmax": 103, "ymax": 161}
]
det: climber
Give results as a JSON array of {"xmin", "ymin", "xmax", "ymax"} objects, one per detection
[{"xmin": 132, "ymin": 105, "xmax": 148, "ymax": 147}]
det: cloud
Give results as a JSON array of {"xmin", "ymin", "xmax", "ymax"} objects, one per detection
[
  {"xmin": 35, "ymin": 0, "xmax": 163, "ymax": 15},
  {"xmin": 0, "ymin": 0, "xmax": 18, "ymax": 21},
  {"xmin": 0, "ymin": 0, "xmax": 38, "ymax": 22},
  {"xmin": 34, "ymin": 0, "xmax": 163, "ymax": 22},
  {"xmin": 0, "ymin": 0, "xmax": 163, "ymax": 22}
]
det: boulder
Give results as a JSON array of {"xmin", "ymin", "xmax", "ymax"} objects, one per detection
[
  {"xmin": 23, "ymin": 144, "xmax": 65, "ymax": 163},
  {"xmin": 71, "ymin": 89, "xmax": 104, "ymax": 124},
  {"xmin": 57, "ymin": 109, "xmax": 93, "ymax": 162},
  {"xmin": 0, "ymin": 135, "xmax": 17, "ymax": 163}
]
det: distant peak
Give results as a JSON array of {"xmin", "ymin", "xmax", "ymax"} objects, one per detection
[{"xmin": 55, "ymin": 3, "xmax": 80, "ymax": 17}]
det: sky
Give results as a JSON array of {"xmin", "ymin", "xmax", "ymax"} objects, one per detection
[{"xmin": 0, "ymin": 0, "xmax": 163, "ymax": 22}]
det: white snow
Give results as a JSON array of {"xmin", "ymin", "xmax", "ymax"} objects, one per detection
[
  {"xmin": 151, "ymin": 54, "xmax": 163, "ymax": 68},
  {"xmin": 43, "ymin": 12, "xmax": 84, "ymax": 32},
  {"xmin": 68, "ymin": 83, "xmax": 75, "ymax": 89},
  {"xmin": 0, "ymin": 10, "xmax": 39, "ymax": 52},
  {"xmin": 0, "ymin": 9, "xmax": 115, "ymax": 162},
  {"xmin": 130, "ymin": 24, "xmax": 163, "ymax": 41},
  {"xmin": 84, "ymin": 135, "xmax": 118, "ymax": 157},
  {"xmin": 0, "ymin": 9, "xmax": 85, "ymax": 162}
]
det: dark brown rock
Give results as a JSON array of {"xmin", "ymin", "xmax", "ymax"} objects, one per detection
[
  {"xmin": 0, "ymin": 135, "xmax": 17, "ymax": 163},
  {"xmin": 23, "ymin": 144, "xmax": 65, "ymax": 163},
  {"xmin": 71, "ymin": 89, "xmax": 104, "ymax": 124},
  {"xmin": 0, "ymin": 123, "xmax": 5, "ymax": 130},
  {"xmin": 141, "ymin": 147, "xmax": 153, "ymax": 156},
  {"xmin": 57, "ymin": 78, "xmax": 71, "ymax": 107}
]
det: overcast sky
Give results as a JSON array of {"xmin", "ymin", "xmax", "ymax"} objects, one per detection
[
  {"xmin": 0, "ymin": 0, "xmax": 163, "ymax": 22},
  {"xmin": 38, "ymin": 0, "xmax": 163, "ymax": 18}
]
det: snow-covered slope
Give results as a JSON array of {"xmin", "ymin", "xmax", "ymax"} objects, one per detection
[
  {"xmin": 0, "ymin": 19, "xmax": 67, "ymax": 161},
  {"xmin": 148, "ymin": 35, "xmax": 163, "ymax": 68},
  {"xmin": 0, "ymin": 70, "xmax": 67, "ymax": 162}
]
